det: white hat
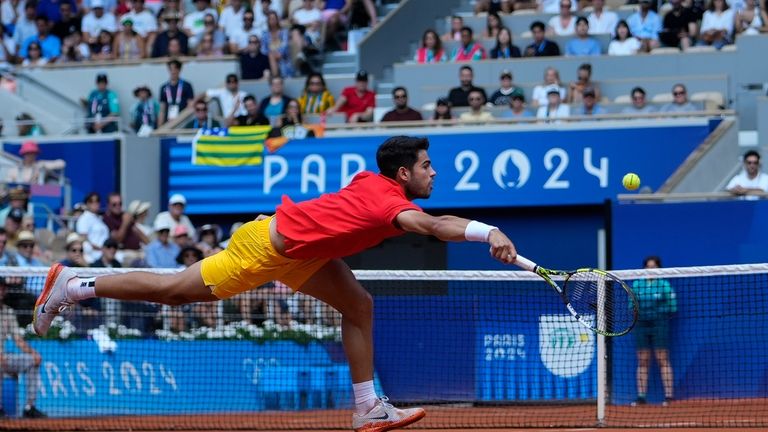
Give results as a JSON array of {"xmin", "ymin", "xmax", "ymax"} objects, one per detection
[
  {"xmin": 169, "ymin": 193, "xmax": 186, "ymax": 205},
  {"xmin": 153, "ymin": 219, "xmax": 173, "ymax": 232},
  {"xmin": 17, "ymin": 230, "xmax": 35, "ymax": 244},
  {"xmin": 66, "ymin": 232, "xmax": 82, "ymax": 246}
]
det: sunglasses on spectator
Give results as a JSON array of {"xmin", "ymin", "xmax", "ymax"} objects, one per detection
[
  {"xmin": 110, "ymin": 201, "xmax": 122, "ymax": 206},
  {"xmin": 18, "ymin": 243, "xmax": 34, "ymax": 249},
  {"xmin": 673, "ymin": 91, "xmax": 686, "ymax": 96},
  {"xmin": 69, "ymin": 248, "xmax": 83, "ymax": 253},
  {"xmin": 632, "ymin": 95, "xmax": 644, "ymax": 100},
  {"xmin": 394, "ymin": 94, "xmax": 407, "ymax": 99}
]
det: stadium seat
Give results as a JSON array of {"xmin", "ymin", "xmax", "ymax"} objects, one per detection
[
  {"xmin": 650, "ymin": 47, "xmax": 681, "ymax": 55},
  {"xmin": 512, "ymin": 9, "xmax": 537, "ymax": 15},
  {"xmin": 651, "ymin": 93, "xmax": 674, "ymax": 103},
  {"xmin": 721, "ymin": 44, "xmax": 738, "ymax": 52},
  {"xmin": 520, "ymin": 30, "xmax": 533, "ymax": 38},
  {"xmin": 691, "ymin": 91, "xmax": 725, "ymax": 110},
  {"xmin": 618, "ymin": 4, "xmax": 638, "ymax": 11},
  {"xmin": 685, "ymin": 45, "xmax": 718, "ymax": 53},
  {"xmin": 614, "ymin": 95, "xmax": 632, "ymax": 104}
]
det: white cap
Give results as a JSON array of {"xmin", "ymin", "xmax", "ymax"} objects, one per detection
[
  {"xmin": 153, "ymin": 219, "xmax": 173, "ymax": 232},
  {"xmin": 66, "ymin": 232, "xmax": 82, "ymax": 246},
  {"xmin": 169, "ymin": 193, "xmax": 186, "ymax": 205},
  {"xmin": 91, "ymin": 0, "xmax": 105, "ymax": 8}
]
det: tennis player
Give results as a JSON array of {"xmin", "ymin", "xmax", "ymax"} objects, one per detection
[{"xmin": 34, "ymin": 135, "xmax": 517, "ymax": 432}]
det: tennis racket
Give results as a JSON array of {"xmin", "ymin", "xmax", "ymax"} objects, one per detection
[{"xmin": 514, "ymin": 255, "xmax": 639, "ymax": 337}]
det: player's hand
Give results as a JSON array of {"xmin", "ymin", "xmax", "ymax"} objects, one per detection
[
  {"xmin": 254, "ymin": 214, "xmax": 271, "ymax": 221},
  {"xmin": 488, "ymin": 229, "xmax": 516, "ymax": 264}
]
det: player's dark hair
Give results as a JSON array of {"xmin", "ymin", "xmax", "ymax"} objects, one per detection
[
  {"xmin": 376, "ymin": 136, "xmax": 430, "ymax": 179},
  {"xmin": 643, "ymin": 255, "xmax": 662, "ymax": 268}
]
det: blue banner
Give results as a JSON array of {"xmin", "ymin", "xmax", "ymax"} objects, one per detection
[{"xmin": 164, "ymin": 124, "xmax": 712, "ymax": 214}]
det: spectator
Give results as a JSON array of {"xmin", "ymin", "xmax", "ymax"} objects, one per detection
[
  {"xmin": 415, "ymin": 29, "xmax": 447, "ymax": 63},
  {"xmin": 622, "ymin": 86, "xmax": 656, "ymax": 114},
  {"xmin": 12, "ymin": 3, "xmax": 38, "ymax": 50},
  {"xmin": 328, "ymin": 70, "xmax": 375, "ymax": 123},
  {"xmin": 268, "ymin": 99, "xmax": 316, "ymax": 139},
  {"xmin": 52, "ymin": 2, "xmax": 82, "ymax": 40},
  {"xmin": 0, "ymin": 279, "xmax": 46, "ymax": 418},
  {"xmin": 726, "ymin": 150, "xmax": 768, "ymax": 198},
  {"xmin": 0, "ymin": 228, "xmax": 19, "ymax": 268},
  {"xmin": 195, "ymin": 223, "xmax": 221, "ymax": 256},
  {"xmin": 539, "ymin": 0, "xmax": 576, "ymax": 13},
  {"xmin": 460, "ymin": 89, "xmax": 494, "ymax": 122},
  {"xmin": 59, "ymin": 30, "xmax": 90, "ymax": 62},
  {"xmin": 21, "ymin": 40, "xmax": 48, "ymax": 66},
  {"xmin": 484, "ymin": 11, "xmax": 503, "ymax": 39},
  {"xmin": 123, "ymin": 0, "xmax": 157, "ymax": 47},
  {"xmin": 291, "ymin": 0, "xmax": 322, "ymax": 44},
  {"xmin": 113, "ymin": 18, "xmax": 145, "ymax": 59},
  {"xmin": 433, "ymin": 97, "xmax": 452, "ymax": 121},
  {"xmin": 85, "ymin": 73, "xmax": 120, "ymax": 134},
  {"xmin": 588, "ymin": 0, "xmax": 619, "ymax": 35},
  {"xmin": 547, "ymin": 0, "xmax": 576, "ymax": 36},
  {"xmin": 698, "ymin": 0, "xmax": 735, "ymax": 48},
  {"xmin": 158, "ymin": 59, "xmax": 195, "ymax": 126},
  {"xmin": 660, "ymin": 0, "xmax": 698, "ymax": 49},
  {"xmin": 501, "ymin": 89, "xmax": 534, "ymax": 119},
  {"xmin": 524, "ymin": 21, "xmax": 561, "ymax": 57},
  {"xmin": 261, "ymin": 10, "xmax": 291, "ymax": 77},
  {"xmin": 14, "ymin": 230, "xmax": 42, "ymax": 267},
  {"xmin": 239, "ymin": 35, "xmax": 270, "ymax": 80},
  {"xmin": 206, "ymin": 73, "xmax": 247, "ymax": 120},
  {"xmin": 0, "ymin": 187, "xmax": 32, "ymax": 227},
  {"xmin": 90, "ymin": 237, "xmax": 121, "ymax": 267},
  {"xmin": 566, "ymin": 17, "xmax": 602, "ymax": 56},
  {"xmin": 59, "ymin": 232, "xmax": 88, "ymax": 267},
  {"xmin": 5, "ymin": 141, "xmax": 65, "ymax": 184},
  {"xmin": 4, "ymin": 207, "xmax": 24, "ymax": 249},
  {"xmin": 36, "ymin": 0, "xmax": 75, "ymax": 23},
  {"xmin": 20, "ymin": 15, "xmax": 61, "ymax": 61},
  {"xmin": 734, "ymin": 0, "xmax": 765, "ymax": 35},
  {"xmin": 151, "ymin": 12, "xmax": 188, "ymax": 57},
  {"xmin": 258, "ymin": 75, "xmax": 293, "ymax": 124},
  {"xmin": 81, "ymin": 0, "xmax": 117, "ymax": 46},
  {"xmin": 631, "ymin": 256, "xmax": 676, "ymax": 407},
  {"xmin": 219, "ymin": 0, "xmax": 245, "ymax": 39},
  {"xmin": 200, "ymin": 13, "xmax": 227, "ymax": 53},
  {"xmin": 145, "ymin": 220, "xmax": 179, "ymax": 268},
  {"xmin": 567, "ymin": 63, "xmax": 601, "ymax": 104},
  {"xmin": 381, "ymin": 87, "xmax": 423, "ymax": 122},
  {"xmin": 627, "ymin": 0, "xmax": 662, "ymax": 52},
  {"xmin": 532, "ymin": 67, "xmax": 566, "ymax": 108},
  {"xmin": 15, "ymin": 113, "xmax": 43, "ymax": 136},
  {"xmin": 81, "ymin": 0, "xmax": 117, "ymax": 13},
  {"xmin": 298, "ymin": 72, "xmax": 335, "ymax": 114},
  {"xmin": 0, "ymin": 23, "xmax": 15, "ymax": 67},
  {"xmin": 196, "ymin": 32, "xmax": 222, "ymax": 57},
  {"xmin": 450, "ymin": 26, "xmax": 486, "ymax": 61},
  {"xmin": 660, "ymin": 84, "xmax": 697, "ymax": 112},
  {"xmin": 154, "ymin": 193, "xmax": 195, "ymax": 235},
  {"xmin": 536, "ymin": 87, "xmax": 571, "ymax": 122},
  {"xmin": 131, "ymin": 85, "xmax": 159, "ymax": 135},
  {"xmin": 102, "ymin": 192, "xmax": 146, "ymax": 265},
  {"xmin": 321, "ymin": 0, "xmax": 350, "ymax": 50},
  {"xmin": 76, "ymin": 192, "xmax": 110, "ymax": 263},
  {"xmin": 183, "ymin": 0, "xmax": 217, "ymax": 49},
  {"xmin": 347, "ymin": 0, "xmax": 377, "ymax": 30},
  {"xmin": 475, "ymin": 0, "xmax": 514, "ymax": 14},
  {"xmin": 230, "ymin": 94, "xmax": 269, "ymax": 126},
  {"xmin": 489, "ymin": 27, "xmax": 520, "ymax": 59},
  {"xmin": 608, "ymin": 20, "xmax": 642, "ymax": 55},
  {"xmin": 576, "ymin": 87, "xmax": 606, "ymax": 115},
  {"xmin": 127, "ymin": 200, "xmax": 152, "ymax": 241},
  {"xmin": 228, "ymin": 9, "xmax": 259, "ymax": 53},
  {"xmin": 184, "ymin": 100, "xmax": 220, "ymax": 128},
  {"xmin": 172, "ymin": 224, "xmax": 193, "ymax": 249},
  {"xmin": 488, "ymin": 69, "xmax": 521, "ymax": 106},
  {"xmin": 447, "ymin": 65, "xmax": 487, "ymax": 108},
  {"xmin": 441, "ymin": 15, "xmax": 463, "ymax": 42},
  {"xmin": 89, "ymin": 29, "xmax": 114, "ymax": 60},
  {"xmin": 253, "ymin": 0, "xmax": 281, "ymax": 33}
]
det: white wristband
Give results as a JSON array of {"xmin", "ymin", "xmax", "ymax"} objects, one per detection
[{"xmin": 465, "ymin": 220, "xmax": 498, "ymax": 242}]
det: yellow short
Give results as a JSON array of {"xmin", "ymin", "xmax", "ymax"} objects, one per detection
[{"xmin": 200, "ymin": 216, "xmax": 329, "ymax": 299}]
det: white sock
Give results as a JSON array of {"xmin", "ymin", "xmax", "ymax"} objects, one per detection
[
  {"xmin": 67, "ymin": 277, "xmax": 96, "ymax": 301},
  {"xmin": 352, "ymin": 380, "xmax": 378, "ymax": 415}
]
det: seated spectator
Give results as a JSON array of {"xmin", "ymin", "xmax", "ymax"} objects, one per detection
[
  {"xmin": 539, "ymin": 0, "xmax": 576, "ymax": 14},
  {"xmin": 60, "ymin": 31, "xmax": 91, "ymax": 62},
  {"xmin": 442, "ymin": 15, "xmax": 463, "ymax": 42},
  {"xmin": 287, "ymin": 24, "xmax": 319, "ymax": 77},
  {"xmin": 447, "ymin": 65, "xmax": 487, "ymax": 107},
  {"xmin": 0, "ymin": 279, "xmax": 47, "ymax": 418},
  {"xmin": 5, "ymin": 141, "xmax": 65, "ymax": 184},
  {"xmin": 484, "ymin": 11, "xmax": 503, "ymax": 39},
  {"xmin": 660, "ymin": 84, "xmax": 697, "ymax": 112},
  {"xmin": 698, "ymin": 0, "xmax": 735, "ymax": 49},
  {"xmin": 0, "ymin": 187, "xmax": 33, "ymax": 227},
  {"xmin": 196, "ymin": 32, "xmax": 223, "ymax": 57},
  {"xmin": 103, "ymin": 192, "xmax": 146, "ymax": 264},
  {"xmin": 433, "ymin": 97, "xmax": 453, "ymax": 121},
  {"xmin": 547, "ymin": 0, "xmax": 576, "ymax": 36},
  {"xmin": 131, "ymin": 85, "xmax": 159, "ymax": 135},
  {"xmin": 183, "ymin": 0, "xmax": 217, "ymax": 49},
  {"xmin": 660, "ymin": 0, "xmax": 698, "ymax": 49},
  {"xmin": 536, "ymin": 88, "xmax": 571, "ymax": 122},
  {"xmin": 12, "ymin": 3, "xmax": 38, "ymax": 51},
  {"xmin": 726, "ymin": 150, "xmax": 768, "ymax": 199},
  {"xmin": 145, "ymin": 221, "xmax": 179, "ymax": 268},
  {"xmin": 415, "ymin": 29, "xmax": 447, "ymax": 63},
  {"xmin": 566, "ymin": 17, "xmax": 602, "ymax": 56},
  {"xmin": 15, "ymin": 230, "xmax": 43, "ymax": 266},
  {"xmin": 381, "ymin": 87, "xmax": 423, "ymax": 122},
  {"xmin": 588, "ymin": 0, "xmax": 619, "ymax": 35},
  {"xmin": 89, "ymin": 29, "xmax": 115, "ymax": 60},
  {"xmin": 489, "ymin": 27, "xmax": 521, "ymax": 59},
  {"xmin": 261, "ymin": 11, "xmax": 292, "ymax": 77},
  {"xmin": 173, "ymin": 224, "xmax": 193, "ymax": 249},
  {"xmin": 184, "ymin": 100, "xmax": 221, "ymax": 128},
  {"xmin": 200, "ymin": 14, "xmax": 228, "ymax": 53},
  {"xmin": 258, "ymin": 75, "xmax": 293, "ymax": 124},
  {"xmin": 86, "ymin": 73, "xmax": 120, "ymax": 134},
  {"xmin": 154, "ymin": 193, "xmax": 195, "ymax": 235},
  {"xmin": 20, "ymin": 15, "xmax": 61, "ymax": 61},
  {"xmin": 239, "ymin": 35, "xmax": 270, "ymax": 80},
  {"xmin": 229, "ymin": 94, "xmax": 268, "ymax": 126},
  {"xmin": 298, "ymin": 72, "xmax": 335, "ymax": 114},
  {"xmin": 488, "ymin": 69, "xmax": 522, "ymax": 106},
  {"xmin": 500, "ymin": 89, "xmax": 534, "ymax": 119},
  {"xmin": 76, "ymin": 192, "xmax": 110, "ymax": 263},
  {"xmin": 123, "ymin": 0, "xmax": 157, "ymax": 48},
  {"xmin": 90, "ymin": 237, "xmax": 121, "ymax": 267},
  {"xmin": 474, "ymin": 0, "xmax": 514, "ymax": 14},
  {"xmin": 525, "ymin": 21, "xmax": 561, "ymax": 57},
  {"xmin": 321, "ymin": 0, "xmax": 350, "ymax": 50},
  {"xmin": 81, "ymin": 0, "xmax": 117, "ymax": 46},
  {"xmin": 327, "ymin": 70, "xmax": 375, "ymax": 123},
  {"xmin": 21, "ymin": 41, "xmax": 48, "ymax": 66},
  {"xmin": 113, "ymin": 18, "xmax": 145, "ymax": 59},
  {"xmin": 228, "ymin": 9, "xmax": 259, "ymax": 53},
  {"xmin": 151, "ymin": 12, "xmax": 189, "ymax": 57},
  {"xmin": 622, "ymin": 86, "xmax": 656, "ymax": 114},
  {"xmin": 195, "ymin": 224, "xmax": 221, "ymax": 256},
  {"xmin": 129, "ymin": 200, "xmax": 153, "ymax": 241},
  {"xmin": 627, "ymin": 0, "xmax": 661, "ymax": 52},
  {"xmin": 532, "ymin": 67, "xmax": 566, "ymax": 108},
  {"xmin": 206, "ymin": 73, "xmax": 247, "ymax": 120},
  {"xmin": 567, "ymin": 63, "xmax": 601, "ymax": 104},
  {"xmin": 460, "ymin": 89, "xmax": 494, "ymax": 122},
  {"xmin": 608, "ymin": 20, "xmax": 642, "ymax": 55},
  {"xmin": 734, "ymin": 0, "xmax": 764, "ymax": 35},
  {"xmin": 268, "ymin": 98, "xmax": 317, "ymax": 139},
  {"xmin": 219, "ymin": 0, "xmax": 246, "ymax": 38},
  {"xmin": 450, "ymin": 26, "xmax": 486, "ymax": 61},
  {"xmin": 158, "ymin": 59, "xmax": 195, "ymax": 126},
  {"xmin": 0, "ymin": 230, "xmax": 36, "ymax": 326},
  {"xmin": 60, "ymin": 232, "xmax": 88, "ymax": 267},
  {"xmin": 15, "ymin": 113, "xmax": 44, "ymax": 136},
  {"xmin": 576, "ymin": 87, "xmax": 606, "ymax": 115},
  {"xmin": 291, "ymin": 0, "xmax": 322, "ymax": 44}
]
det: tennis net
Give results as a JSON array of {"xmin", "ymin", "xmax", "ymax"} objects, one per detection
[{"xmin": 0, "ymin": 264, "xmax": 766, "ymax": 430}]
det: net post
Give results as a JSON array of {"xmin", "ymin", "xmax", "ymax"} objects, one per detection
[{"xmin": 596, "ymin": 276, "xmax": 607, "ymax": 425}]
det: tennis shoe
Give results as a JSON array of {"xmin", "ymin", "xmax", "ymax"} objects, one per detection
[
  {"xmin": 33, "ymin": 264, "xmax": 77, "ymax": 336},
  {"xmin": 352, "ymin": 396, "xmax": 425, "ymax": 432}
]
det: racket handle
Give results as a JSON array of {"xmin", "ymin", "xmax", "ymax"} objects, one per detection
[{"xmin": 514, "ymin": 254, "xmax": 538, "ymax": 272}]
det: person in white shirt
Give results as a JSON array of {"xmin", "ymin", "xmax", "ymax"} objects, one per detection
[
  {"xmin": 76, "ymin": 192, "xmax": 110, "ymax": 263},
  {"xmin": 227, "ymin": 9, "xmax": 260, "ymax": 53},
  {"xmin": 539, "ymin": 0, "xmax": 577, "ymax": 14},
  {"xmin": 183, "ymin": 0, "xmax": 218, "ymax": 48},
  {"xmin": 81, "ymin": 0, "xmax": 117, "ymax": 45},
  {"xmin": 547, "ymin": 0, "xmax": 577, "ymax": 36},
  {"xmin": 536, "ymin": 88, "xmax": 571, "ymax": 122},
  {"xmin": 153, "ymin": 193, "xmax": 196, "ymax": 237},
  {"xmin": 291, "ymin": 0, "xmax": 322, "ymax": 43},
  {"xmin": 219, "ymin": 0, "xmax": 245, "ymax": 38},
  {"xmin": 0, "ymin": 23, "xmax": 17, "ymax": 66},
  {"xmin": 726, "ymin": 150, "xmax": 768, "ymax": 200},
  {"xmin": 531, "ymin": 67, "xmax": 567, "ymax": 108},
  {"xmin": 608, "ymin": 20, "xmax": 641, "ymax": 55},
  {"xmin": 588, "ymin": 0, "xmax": 619, "ymax": 35},
  {"xmin": 253, "ymin": 0, "xmax": 281, "ymax": 34},
  {"xmin": 205, "ymin": 73, "xmax": 248, "ymax": 118},
  {"xmin": 12, "ymin": 2, "xmax": 37, "ymax": 50},
  {"xmin": 698, "ymin": 0, "xmax": 735, "ymax": 49},
  {"xmin": 124, "ymin": 0, "xmax": 158, "ymax": 40},
  {"xmin": 1, "ymin": 0, "xmax": 25, "ymax": 28}
]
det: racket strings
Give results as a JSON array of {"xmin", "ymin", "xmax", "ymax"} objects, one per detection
[{"xmin": 566, "ymin": 272, "xmax": 636, "ymax": 336}]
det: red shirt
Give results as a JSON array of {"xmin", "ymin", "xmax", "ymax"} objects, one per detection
[
  {"xmin": 339, "ymin": 86, "xmax": 375, "ymax": 120},
  {"xmin": 275, "ymin": 171, "xmax": 421, "ymax": 259}
]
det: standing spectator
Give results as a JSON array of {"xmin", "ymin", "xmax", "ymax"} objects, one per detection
[
  {"xmin": 123, "ymin": 0, "xmax": 157, "ymax": 49},
  {"xmin": 206, "ymin": 73, "xmax": 247, "ymax": 119},
  {"xmin": 441, "ymin": 15, "xmax": 463, "ymax": 42},
  {"xmin": 576, "ymin": 87, "xmax": 606, "ymax": 115},
  {"xmin": 81, "ymin": 0, "xmax": 117, "ymax": 46},
  {"xmin": 113, "ymin": 18, "xmax": 145, "ymax": 59},
  {"xmin": 183, "ymin": 0, "xmax": 217, "ymax": 49},
  {"xmin": 86, "ymin": 73, "xmax": 120, "ymax": 134},
  {"xmin": 19, "ymin": 15, "xmax": 61, "ymax": 61},
  {"xmin": 631, "ymin": 256, "xmax": 676, "ymax": 407},
  {"xmin": 219, "ymin": 0, "xmax": 245, "ymax": 38},
  {"xmin": 258, "ymin": 75, "xmax": 293, "ymax": 124},
  {"xmin": 532, "ymin": 67, "xmax": 566, "ymax": 108},
  {"xmin": 622, "ymin": 86, "xmax": 656, "ymax": 114},
  {"xmin": 565, "ymin": 17, "xmax": 602, "ymax": 56},
  {"xmin": 76, "ymin": 192, "xmax": 110, "ymax": 263},
  {"xmin": 145, "ymin": 220, "xmax": 179, "ymax": 268},
  {"xmin": 660, "ymin": 0, "xmax": 698, "ymax": 49},
  {"xmin": 726, "ymin": 150, "xmax": 768, "ymax": 198},
  {"xmin": 488, "ymin": 69, "xmax": 521, "ymax": 106},
  {"xmin": 483, "ymin": 11, "xmax": 503, "ymax": 39},
  {"xmin": 447, "ymin": 65, "xmax": 487, "ymax": 108},
  {"xmin": 567, "ymin": 63, "xmax": 601, "ymax": 104},
  {"xmin": 15, "ymin": 113, "xmax": 44, "ymax": 136},
  {"xmin": 291, "ymin": 0, "xmax": 322, "ymax": 44},
  {"xmin": 151, "ymin": 12, "xmax": 188, "ymax": 57},
  {"xmin": 230, "ymin": 94, "xmax": 269, "ymax": 126},
  {"xmin": 698, "ymin": 0, "xmax": 735, "ymax": 48},
  {"xmin": 153, "ymin": 193, "xmax": 195, "ymax": 236},
  {"xmin": 414, "ymin": 29, "xmax": 447, "ymax": 63},
  {"xmin": 489, "ymin": 27, "xmax": 521, "ymax": 59},
  {"xmin": 500, "ymin": 89, "xmax": 534, "ymax": 119},
  {"xmin": 298, "ymin": 72, "xmax": 335, "ymax": 114},
  {"xmin": 261, "ymin": 10, "xmax": 291, "ymax": 77},
  {"xmin": 460, "ymin": 89, "xmax": 494, "ymax": 122},
  {"xmin": 608, "ymin": 20, "xmax": 642, "ymax": 55},
  {"xmin": 52, "ymin": 2, "xmax": 82, "ymax": 40},
  {"xmin": 102, "ymin": 192, "xmax": 145, "ymax": 265},
  {"xmin": 228, "ymin": 9, "xmax": 259, "ymax": 53},
  {"xmin": 547, "ymin": 0, "xmax": 576, "ymax": 36},
  {"xmin": 158, "ymin": 59, "xmax": 195, "ymax": 126},
  {"xmin": 240, "ymin": 35, "xmax": 270, "ymax": 80},
  {"xmin": 381, "ymin": 87, "xmax": 422, "ymax": 122},
  {"xmin": 660, "ymin": 84, "xmax": 697, "ymax": 112},
  {"xmin": 536, "ymin": 87, "xmax": 571, "ymax": 122},
  {"xmin": 12, "ymin": 3, "xmax": 38, "ymax": 51},
  {"xmin": 450, "ymin": 26, "xmax": 486, "ymax": 62},
  {"xmin": 433, "ymin": 97, "xmax": 453, "ymax": 121},
  {"xmin": 183, "ymin": 100, "xmax": 221, "ymax": 128},
  {"xmin": 524, "ymin": 21, "xmax": 561, "ymax": 57},
  {"xmin": 0, "ymin": 279, "xmax": 46, "ymax": 418},
  {"xmin": 627, "ymin": 0, "xmax": 662, "ymax": 52},
  {"xmin": 130, "ymin": 85, "xmax": 159, "ymax": 135},
  {"xmin": 328, "ymin": 70, "xmax": 375, "ymax": 123},
  {"xmin": 5, "ymin": 141, "xmax": 65, "ymax": 184},
  {"xmin": 588, "ymin": 0, "xmax": 619, "ymax": 35}
]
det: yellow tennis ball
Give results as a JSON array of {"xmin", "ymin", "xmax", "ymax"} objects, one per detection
[{"xmin": 623, "ymin": 173, "xmax": 641, "ymax": 191}]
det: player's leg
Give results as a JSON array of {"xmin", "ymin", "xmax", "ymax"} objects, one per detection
[
  {"xmin": 635, "ymin": 348, "xmax": 651, "ymax": 405},
  {"xmin": 655, "ymin": 348, "xmax": 674, "ymax": 402}
]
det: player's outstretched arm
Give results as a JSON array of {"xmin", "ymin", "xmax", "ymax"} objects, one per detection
[{"xmin": 396, "ymin": 210, "xmax": 517, "ymax": 264}]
